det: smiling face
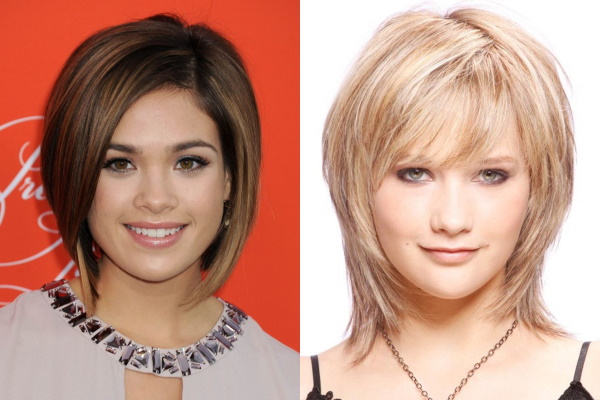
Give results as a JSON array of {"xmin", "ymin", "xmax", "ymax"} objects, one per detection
[
  {"xmin": 87, "ymin": 89, "xmax": 230, "ymax": 283},
  {"xmin": 372, "ymin": 124, "xmax": 530, "ymax": 301}
]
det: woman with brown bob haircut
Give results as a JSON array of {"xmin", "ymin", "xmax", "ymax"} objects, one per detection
[
  {"xmin": 302, "ymin": 8, "xmax": 599, "ymax": 400},
  {"xmin": 0, "ymin": 14, "xmax": 297, "ymax": 399}
]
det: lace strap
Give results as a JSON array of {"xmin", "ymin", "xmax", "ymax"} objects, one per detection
[
  {"xmin": 574, "ymin": 341, "xmax": 591, "ymax": 382},
  {"xmin": 311, "ymin": 355, "xmax": 322, "ymax": 391}
]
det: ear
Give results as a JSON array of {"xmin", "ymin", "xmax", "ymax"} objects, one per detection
[{"xmin": 224, "ymin": 169, "xmax": 231, "ymax": 201}]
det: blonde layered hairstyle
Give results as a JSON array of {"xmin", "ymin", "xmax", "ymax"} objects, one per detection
[
  {"xmin": 41, "ymin": 15, "xmax": 260, "ymax": 313},
  {"xmin": 323, "ymin": 8, "xmax": 574, "ymax": 361}
]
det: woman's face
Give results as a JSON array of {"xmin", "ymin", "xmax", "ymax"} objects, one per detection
[
  {"xmin": 372, "ymin": 123, "xmax": 530, "ymax": 301},
  {"xmin": 88, "ymin": 89, "xmax": 230, "ymax": 283}
]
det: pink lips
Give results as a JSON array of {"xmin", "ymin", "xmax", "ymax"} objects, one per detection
[
  {"xmin": 421, "ymin": 246, "xmax": 478, "ymax": 264},
  {"xmin": 124, "ymin": 222, "xmax": 187, "ymax": 249}
]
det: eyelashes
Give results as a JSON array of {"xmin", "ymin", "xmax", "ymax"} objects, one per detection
[
  {"xmin": 396, "ymin": 167, "xmax": 509, "ymax": 185},
  {"xmin": 477, "ymin": 169, "xmax": 508, "ymax": 184},
  {"xmin": 102, "ymin": 156, "xmax": 210, "ymax": 174},
  {"xmin": 175, "ymin": 156, "xmax": 209, "ymax": 171},
  {"xmin": 103, "ymin": 158, "xmax": 133, "ymax": 173},
  {"xmin": 397, "ymin": 168, "xmax": 432, "ymax": 183}
]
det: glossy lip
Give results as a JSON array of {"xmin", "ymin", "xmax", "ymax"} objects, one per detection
[
  {"xmin": 420, "ymin": 246, "xmax": 479, "ymax": 265},
  {"xmin": 124, "ymin": 222, "xmax": 187, "ymax": 249}
]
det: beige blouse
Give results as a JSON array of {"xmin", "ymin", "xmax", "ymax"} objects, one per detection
[{"xmin": 0, "ymin": 281, "xmax": 298, "ymax": 399}]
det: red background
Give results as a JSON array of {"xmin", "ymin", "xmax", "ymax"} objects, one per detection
[{"xmin": 0, "ymin": 0, "xmax": 299, "ymax": 350}]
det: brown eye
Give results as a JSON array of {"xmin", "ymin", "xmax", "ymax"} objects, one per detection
[
  {"xmin": 114, "ymin": 160, "xmax": 129, "ymax": 170},
  {"xmin": 179, "ymin": 159, "xmax": 195, "ymax": 170},
  {"xmin": 175, "ymin": 156, "xmax": 208, "ymax": 171},
  {"xmin": 103, "ymin": 158, "xmax": 134, "ymax": 173}
]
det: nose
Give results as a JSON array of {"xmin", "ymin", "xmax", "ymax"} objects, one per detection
[
  {"xmin": 430, "ymin": 181, "xmax": 473, "ymax": 235},
  {"xmin": 134, "ymin": 170, "xmax": 177, "ymax": 213}
]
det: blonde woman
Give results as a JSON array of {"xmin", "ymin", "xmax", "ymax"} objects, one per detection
[{"xmin": 301, "ymin": 8, "xmax": 599, "ymax": 400}]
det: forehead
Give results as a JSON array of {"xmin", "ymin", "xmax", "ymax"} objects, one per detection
[{"xmin": 111, "ymin": 89, "xmax": 220, "ymax": 150}]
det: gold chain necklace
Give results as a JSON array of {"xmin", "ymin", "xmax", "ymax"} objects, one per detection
[{"xmin": 380, "ymin": 320, "xmax": 517, "ymax": 400}]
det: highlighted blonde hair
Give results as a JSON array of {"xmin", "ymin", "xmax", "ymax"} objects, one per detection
[{"xmin": 323, "ymin": 8, "xmax": 574, "ymax": 361}]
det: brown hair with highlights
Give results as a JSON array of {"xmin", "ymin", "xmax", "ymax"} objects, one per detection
[{"xmin": 41, "ymin": 14, "xmax": 261, "ymax": 312}]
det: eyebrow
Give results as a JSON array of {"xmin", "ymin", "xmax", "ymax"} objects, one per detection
[
  {"xmin": 395, "ymin": 155, "xmax": 520, "ymax": 167},
  {"xmin": 108, "ymin": 140, "xmax": 218, "ymax": 154},
  {"xmin": 482, "ymin": 156, "xmax": 518, "ymax": 164}
]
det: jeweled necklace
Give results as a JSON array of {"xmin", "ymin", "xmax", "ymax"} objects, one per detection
[{"xmin": 380, "ymin": 320, "xmax": 517, "ymax": 400}]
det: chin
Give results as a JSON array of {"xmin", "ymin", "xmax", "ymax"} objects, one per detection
[
  {"xmin": 118, "ymin": 261, "xmax": 197, "ymax": 284},
  {"xmin": 420, "ymin": 288, "xmax": 480, "ymax": 301},
  {"xmin": 414, "ymin": 278, "xmax": 498, "ymax": 302}
]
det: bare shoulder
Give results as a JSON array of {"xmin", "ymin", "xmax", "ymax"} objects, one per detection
[
  {"xmin": 299, "ymin": 342, "xmax": 350, "ymax": 400},
  {"xmin": 546, "ymin": 338, "xmax": 600, "ymax": 392},
  {"xmin": 581, "ymin": 340, "xmax": 600, "ymax": 397}
]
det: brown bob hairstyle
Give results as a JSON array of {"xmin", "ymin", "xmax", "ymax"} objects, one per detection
[
  {"xmin": 41, "ymin": 14, "xmax": 261, "ymax": 311},
  {"xmin": 323, "ymin": 8, "xmax": 574, "ymax": 362}
]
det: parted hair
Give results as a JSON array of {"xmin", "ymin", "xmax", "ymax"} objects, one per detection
[
  {"xmin": 323, "ymin": 8, "xmax": 574, "ymax": 362},
  {"xmin": 41, "ymin": 14, "xmax": 261, "ymax": 312}
]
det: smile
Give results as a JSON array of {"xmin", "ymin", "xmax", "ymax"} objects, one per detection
[{"xmin": 125, "ymin": 224, "xmax": 185, "ymax": 238}]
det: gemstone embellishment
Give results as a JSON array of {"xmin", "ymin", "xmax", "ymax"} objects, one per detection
[
  {"xmin": 85, "ymin": 319, "xmax": 102, "ymax": 334},
  {"xmin": 41, "ymin": 280, "xmax": 247, "ymax": 378},
  {"xmin": 152, "ymin": 348, "xmax": 161, "ymax": 374},
  {"xmin": 106, "ymin": 334, "xmax": 126, "ymax": 350},
  {"xmin": 162, "ymin": 352, "xmax": 176, "ymax": 370},
  {"xmin": 197, "ymin": 343, "xmax": 216, "ymax": 364},
  {"xmin": 119, "ymin": 342, "xmax": 136, "ymax": 365},
  {"xmin": 176, "ymin": 349, "xmax": 191, "ymax": 376},
  {"xmin": 92, "ymin": 326, "xmax": 115, "ymax": 344}
]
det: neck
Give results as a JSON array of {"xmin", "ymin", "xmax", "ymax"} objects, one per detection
[
  {"xmin": 401, "ymin": 269, "xmax": 510, "ymax": 340},
  {"xmin": 399, "ymin": 302, "xmax": 516, "ymax": 352},
  {"xmin": 380, "ymin": 274, "xmax": 519, "ymax": 367},
  {"xmin": 374, "ymin": 308, "xmax": 519, "ymax": 400},
  {"xmin": 367, "ymin": 277, "xmax": 529, "ymax": 399},
  {"xmin": 71, "ymin": 259, "xmax": 222, "ymax": 349}
]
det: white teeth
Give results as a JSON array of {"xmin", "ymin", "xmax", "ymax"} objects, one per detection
[{"xmin": 126, "ymin": 225, "xmax": 183, "ymax": 238}]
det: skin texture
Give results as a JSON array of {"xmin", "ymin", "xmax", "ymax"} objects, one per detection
[
  {"xmin": 301, "ymin": 336, "xmax": 600, "ymax": 400},
  {"xmin": 88, "ymin": 89, "xmax": 230, "ymax": 285},
  {"xmin": 300, "ymin": 124, "xmax": 600, "ymax": 399},
  {"xmin": 74, "ymin": 89, "xmax": 231, "ymax": 400},
  {"xmin": 372, "ymin": 127, "xmax": 529, "ymax": 303}
]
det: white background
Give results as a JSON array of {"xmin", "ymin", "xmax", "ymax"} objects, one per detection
[{"xmin": 301, "ymin": 0, "xmax": 600, "ymax": 355}]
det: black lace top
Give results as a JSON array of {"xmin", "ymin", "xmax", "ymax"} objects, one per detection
[{"xmin": 307, "ymin": 342, "xmax": 594, "ymax": 400}]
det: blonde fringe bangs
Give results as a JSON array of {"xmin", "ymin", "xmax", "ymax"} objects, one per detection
[{"xmin": 324, "ymin": 8, "xmax": 574, "ymax": 363}]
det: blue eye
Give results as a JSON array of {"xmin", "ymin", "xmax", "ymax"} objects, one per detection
[
  {"xmin": 176, "ymin": 156, "xmax": 209, "ymax": 171},
  {"xmin": 477, "ymin": 169, "xmax": 508, "ymax": 184},
  {"xmin": 397, "ymin": 168, "xmax": 432, "ymax": 183}
]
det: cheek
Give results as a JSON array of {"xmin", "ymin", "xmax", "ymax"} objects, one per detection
[
  {"xmin": 86, "ymin": 180, "xmax": 124, "ymax": 244},
  {"xmin": 188, "ymin": 193, "xmax": 223, "ymax": 221},
  {"xmin": 88, "ymin": 177, "xmax": 130, "ymax": 216},
  {"xmin": 479, "ymin": 183, "xmax": 530, "ymax": 241},
  {"xmin": 184, "ymin": 175, "xmax": 228, "ymax": 226},
  {"xmin": 373, "ymin": 180, "xmax": 425, "ymax": 254}
]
